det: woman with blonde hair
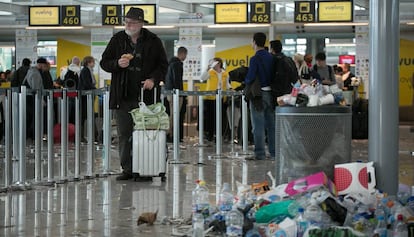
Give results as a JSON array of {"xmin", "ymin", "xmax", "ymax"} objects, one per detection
[{"xmin": 200, "ymin": 57, "xmax": 230, "ymax": 141}]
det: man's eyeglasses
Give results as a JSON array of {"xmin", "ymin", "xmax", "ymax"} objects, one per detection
[{"xmin": 124, "ymin": 21, "xmax": 142, "ymax": 25}]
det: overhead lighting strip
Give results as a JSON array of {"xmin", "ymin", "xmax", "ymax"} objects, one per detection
[
  {"xmin": 26, "ymin": 26, "xmax": 84, "ymax": 30},
  {"xmin": 304, "ymin": 22, "xmax": 368, "ymax": 26},
  {"xmin": 208, "ymin": 24, "xmax": 271, "ymax": 28},
  {"xmin": 114, "ymin": 25, "xmax": 176, "ymax": 29}
]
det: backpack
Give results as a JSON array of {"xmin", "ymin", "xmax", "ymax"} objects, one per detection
[
  {"xmin": 312, "ymin": 64, "xmax": 333, "ymax": 81},
  {"xmin": 271, "ymin": 54, "xmax": 299, "ymax": 97},
  {"xmin": 63, "ymin": 69, "xmax": 79, "ymax": 89}
]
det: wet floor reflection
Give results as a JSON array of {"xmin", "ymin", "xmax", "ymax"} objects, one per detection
[{"xmin": 0, "ymin": 138, "xmax": 413, "ymax": 236}]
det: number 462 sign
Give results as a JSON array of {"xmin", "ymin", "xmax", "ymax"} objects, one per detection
[{"xmin": 250, "ymin": 2, "xmax": 270, "ymax": 24}]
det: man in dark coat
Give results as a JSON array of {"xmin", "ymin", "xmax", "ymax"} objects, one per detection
[
  {"xmin": 11, "ymin": 58, "xmax": 31, "ymax": 87},
  {"xmin": 165, "ymin": 46, "xmax": 187, "ymax": 142},
  {"xmin": 100, "ymin": 7, "xmax": 168, "ymax": 180}
]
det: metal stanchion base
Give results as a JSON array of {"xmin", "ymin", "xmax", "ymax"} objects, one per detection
[
  {"xmin": 96, "ymin": 173, "xmax": 109, "ymax": 178},
  {"xmin": 207, "ymin": 154, "xmax": 228, "ymax": 160},
  {"xmin": 225, "ymin": 151, "xmax": 255, "ymax": 159},
  {"xmin": 32, "ymin": 180, "xmax": 55, "ymax": 186},
  {"xmin": 67, "ymin": 176, "xmax": 82, "ymax": 182},
  {"xmin": 11, "ymin": 182, "xmax": 32, "ymax": 191},
  {"xmin": 55, "ymin": 179, "xmax": 68, "ymax": 184},
  {"xmin": 0, "ymin": 187, "xmax": 9, "ymax": 193},
  {"xmin": 83, "ymin": 175, "xmax": 95, "ymax": 179},
  {"xmin": 193, "ymin": 143, "xmax": 210, "ymax": 147},
  {"xmin": 168, "ymin": 160, "xmax": 190, "ymax": 165}
]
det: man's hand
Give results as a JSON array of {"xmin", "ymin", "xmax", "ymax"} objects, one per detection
[
  {"xmin": 142, "ymin": 79, "xmax": 155, "ymax": 90},
  {"xmin": 118, "ymin": 57, "xmax": 130, "ymax": 68}
]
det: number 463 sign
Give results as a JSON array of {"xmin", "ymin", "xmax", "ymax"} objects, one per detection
[{"xmin": 294, "ymin": 1, "xmax": 316, "ymax": 23}]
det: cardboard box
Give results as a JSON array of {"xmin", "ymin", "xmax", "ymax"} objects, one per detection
[
  {"xmin": 334, "ymin": 161, "xmax": 376, "ymax": 195},
  {"xmin": 284, "ymin": 172, "xmax": 338, "ymax": 197}
]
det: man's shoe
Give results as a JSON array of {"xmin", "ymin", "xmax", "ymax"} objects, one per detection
[{"xmin": 116, "ymin": 173, "xmax": 133, "ymax": 180}]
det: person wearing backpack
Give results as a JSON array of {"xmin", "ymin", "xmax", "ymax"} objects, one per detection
[
  {"xmin": 11, "ymin": 58, "xmax": 31, "ymax": 88},
  {"xmin": 312, "ymin": 52, "xmax": 335, "ymax": 85},
  {"xmin": 245, "ymin": 32, "xmax": 275, "ymax": 160},
  {"xmin": 269, "ymin": 40, "xmax": 298, "ymax": 98}
]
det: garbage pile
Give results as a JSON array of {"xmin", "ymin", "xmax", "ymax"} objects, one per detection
[
  {"xmin": 191, "ymin": 162, "xmax": 414, "ymax": 237},
  {"xmin": 277, "ymin": 80, "xmax": 348, "ymax": 107}
]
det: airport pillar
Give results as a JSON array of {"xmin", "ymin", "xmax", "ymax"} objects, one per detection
[{"xmin": 369, "ymin": 0, "xmax": 399, "ymax": 195}]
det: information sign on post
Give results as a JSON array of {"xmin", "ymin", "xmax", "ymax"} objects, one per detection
[
  {"xmin": 318, "ymin": 1, "xmax": 353, "ymax": 22},
  {"xmin": 29, "ymin": 6, "xmax": 60, "ymax": 26},
  {"xmin": 250, "ymin": 2, "xmax": 270, "ymax": 23},
  {"xmin": 61, "ymin": 5, "xmax": 81, "ymax": 26},
  {"xmin": 124, "ymin": 5, "xmax": 156, "ymax": 25},
  {"xmin": 214, "ymin": 3, "xmax": 248, "ymax": 24},
  {"xmin": 102, "ymin": 5, "xmax": 122, "ymax": 26},
  {"xmin": 294, "ymin": 1, "xmax": 316, "ymax": 23}
]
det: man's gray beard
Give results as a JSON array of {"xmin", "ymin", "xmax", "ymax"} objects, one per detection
[{"xmin": 125, "ymin": 29, "xmax": 139, "ymax": 36}]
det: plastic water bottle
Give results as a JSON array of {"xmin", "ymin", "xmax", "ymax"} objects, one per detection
[
  {"xmin": 218, "ymin": 183, "xmax": 234, "ymax": 214},
  {"xmin": 192, "ymin": 212, "xmax": 204, "ymax": 237},
  {"xmin": 304, "ymin": 199, "xmax": 322, "ymax": 225},
  {"xmin": 374, "ymin": 216, "xmax": 388, "ymax": 237},
  {"xmin": 393, "ymin": 214, "xmax": 408, "ymax": 237},
  {"xmin": 295, "ymin": 207, "xmax": 309, "ymax": 237},
  {"xmin": 225, "ymin": 206, "xmax": 244, "ymax": 237},
  {"xmin": 192, "ymin": 180, "xmax": 210, "ymax": 218}
]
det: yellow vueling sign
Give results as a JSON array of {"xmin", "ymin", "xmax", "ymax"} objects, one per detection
[
  {"xmin": 216, "ymin": 44, "xmax": 255, "ymax": 72},
  {"xmin": 399, "ymin": 38, "xmax": 414, "ymax": 107}
]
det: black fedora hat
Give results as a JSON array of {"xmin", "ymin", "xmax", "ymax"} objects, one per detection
[{"xmin": 124, "ymin": 7, "xmax": 148, "ymax": 23}]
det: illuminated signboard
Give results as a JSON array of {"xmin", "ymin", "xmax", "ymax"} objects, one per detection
[
  {"xmin": 102, "ymin": 5, "xmax": 122, "ymax": 26},
  {"xmin": 29, "ymin": 6, "xmax": 60, "ymax": 26},
  {"xmin": 294, "ymin": 1, "xmax": 316, "ymax": 23},
  {"xmin": 61, "ymin": 5, "xmax": 81, "ymax": 26},
  {"xmin": 318, "ymin": 1, "xmax": 353, "ymax": 22},
  {"xmin": 215, "ymin": 3, "xmax": 248, "ymax": 24},
  {"xmin": 250, "ymin": 2, "xmax": 270, "ymax": 23},
  {"xmin": 124, "ymin": 5, "xmax": 156, "ymax": 25}
]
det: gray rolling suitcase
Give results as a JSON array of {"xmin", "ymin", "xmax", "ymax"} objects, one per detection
[
  {"xmin": 131, "ymin": 87, "xmax": 168, "ymax": 181},
  {"xmin": 132, "ymin": 130, "xmax": 167, "ymax": 180}
]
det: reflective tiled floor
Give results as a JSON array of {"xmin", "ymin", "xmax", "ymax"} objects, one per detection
[{"xmin": 0, "ymin": 126, "xmax": 413, "ymax": 237}]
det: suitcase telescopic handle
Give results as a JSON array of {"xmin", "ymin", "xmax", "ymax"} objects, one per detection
[{"xmin": 140, "ymin": 83, "xmax": 157, "ymax": 103}]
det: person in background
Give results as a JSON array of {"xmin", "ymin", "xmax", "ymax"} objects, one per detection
[
  {"xmin": 293, "ymin": 53, "xmax": 310, "ymax": 81},
  {"xmin": 312, "ymin": 52, "xmax": 335, "ymax": 85},
  {"xmin": 78, "ymin": 56, "xmax": 97, "ymax": 143},
  {"xmin": 246, "ymin": 33, "xmax": 275, "ymax": 160},
  {"xmin": 61, "ymin": 56, "xmax": 81, "ymax": 89},
  {"xmin": 42, "ymin": 61, "xmax": 54, "ymax": 90},
  {"xmin": 11, "ymin": 58, "xmax": 31, "ymax": 87},
  {"xmin": 342, "ymin": 63, "xmax": 355, "ymax": 91},
  {"xmin": 200, "ymin": 57, "xmax": 230, "ymax": 141},
  {"xmin": 100, "ymin": 7, "xmax": 168, "ymax": 180},
  {"xmin": 333, "ymin": 65, "xmax": 344, "ymax": 89},
  {"xmin": 304, "ymin": 53, "xmax": 313, "ymax": 68},
  {"xmin": 23, "ymin": 57, "xmax": 49, "ymax": 140},
  {"xmin": 165, "ymin": 46, "xmax": 188, "ymax": 143}
]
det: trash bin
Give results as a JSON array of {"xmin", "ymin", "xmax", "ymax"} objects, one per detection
[{"xmin": 275, "ymin": 105, "xmax": 352, "ymax": 184}]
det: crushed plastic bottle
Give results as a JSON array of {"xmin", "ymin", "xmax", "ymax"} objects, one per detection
[
  {"xmin": 393, "ymin": 214, "xmax": 408, "ymax": 237},
  {"xmin": 192, "ymin": 212, "xmax": 204, "ymax": 237},
  {"xmin": 374, "ymin": 215, "xmax": 388, "ymax": 237},
  {"xmin": 225, "ymin": 206, "xmax": 244, "ymax": 237},
  {"xmin": 218, "ymin": 183, "xmax": 234, "ymax": 214},
  {"xmin": 192, "ymin": 180, "xmax": 210, "ymax": 218},
  {"xmin": 295, "ymin": 207, "xmax": 309, "ymax": 237}
]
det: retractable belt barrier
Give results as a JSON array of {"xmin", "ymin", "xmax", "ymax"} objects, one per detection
[
  {"xmin": 0, "ymin": 86, "xmax": 112, "ymax": 191},
  {"xmin": 163, "ymin": 89, "xmax": 251, "ymax": 161}
]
